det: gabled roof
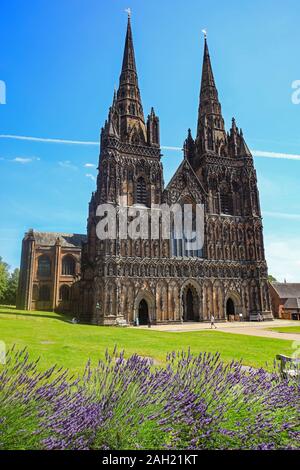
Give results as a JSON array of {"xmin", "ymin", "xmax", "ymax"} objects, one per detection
[
  {"xmin": 163, "ymin": 158, "xmax": 207, "ymax": 202},
  {"xmin": 271, "ymin": 282, "xmax": 300, "ymax": 299},
  {"xmin": 25, "ymin": 230, "xmax": 87, "ymax": 248}
]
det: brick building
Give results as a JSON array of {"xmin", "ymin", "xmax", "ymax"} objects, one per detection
[
  {"xmin": 269, "ymin": 283, "xmax": 300, "ymax": 320},
  {"xmin": 17, "ymin": 230, "xmax": 86, "ymax": 312}
]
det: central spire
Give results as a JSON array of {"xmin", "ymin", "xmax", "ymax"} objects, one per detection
[
  {"xmin": 198, "ymin": 38, "xmax": 222, "ymax": 120},
  {"xmin": 101, "ymin": 14, "xmax": 159, "ymax": 148},
  {"xmin": 120, "ymin": 12, "xmax": 137, "ymax": 76},
  {"xmin": 196, "ymin": 37, "xmax": 227, "ymax": 155},
  {"xmin": 115, "ymin": 14, "xmax": 146, "ymax": 142}
]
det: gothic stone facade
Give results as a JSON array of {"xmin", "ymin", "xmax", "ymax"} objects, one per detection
[
  {"xmin": 77, "ymin": 18, "xmax": 273, "ymax": 325},
  {"xmin": 17, "ymin": 230, "xmax": 86, "ymax": 312}
]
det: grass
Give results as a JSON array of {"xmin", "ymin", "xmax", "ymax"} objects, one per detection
[
  {"xmin": 268, "ymin": 326, "xmax": 300, "ymax": 334},
  {"xmin": 0, "ymin": 306, "xmax": 295, "ymax": 373}
]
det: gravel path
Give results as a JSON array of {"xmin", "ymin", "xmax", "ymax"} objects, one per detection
[{"xmin": 138, "ymin": 320, "xmax": 300, "ymax": 342}]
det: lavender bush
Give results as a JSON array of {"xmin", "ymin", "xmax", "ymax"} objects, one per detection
[{"xmin": 0, "ymin": 347, "xmax": 299, "ymax": 450}]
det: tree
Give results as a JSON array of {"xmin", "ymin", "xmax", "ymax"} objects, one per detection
[
  {"xmin": 0, "ymin": 257, "xmax": 9, "ymax": 303},
  {"xmin": 268, "ymin": 275, "xmax": 277, "ymax": 283},
  {"xmin": 4, "ymin": 268, "xmax": 20, "ymax": 305}
]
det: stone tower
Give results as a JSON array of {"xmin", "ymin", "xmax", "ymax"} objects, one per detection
[
  {"xmin": 182, "ymin": 37, "xmax": 272, "ymax": 321},
  {"xmin": 79, "ymin": 15, "xmax": 164, "ymax": 324}
]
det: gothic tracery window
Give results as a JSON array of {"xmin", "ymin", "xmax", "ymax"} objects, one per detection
[
  {"xmin": 136, "ymin": 177, "xmax": 148, "ymax": 206},
  {"xmin": 220, "ymin": 192, "xmax": 233, "ymax": 215},
  {"xmin": 62, "ymin": 255, "xmax": 76, "ymax": 276},
  {"xmin": 37, "ymin": 255, "xmax": 51, "ymax": 277},
  {"xmin": 171, "ymin": 200, "xmax": 203, "ymax": 259}
]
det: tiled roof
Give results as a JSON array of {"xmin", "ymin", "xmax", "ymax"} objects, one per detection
[
  {"xmin": 25, "ymin": 230, "xmax": 87, "ymax": 248},
  {"xmin": 271, "ymin": 283, "xmax": 300, "ymax": 299}
]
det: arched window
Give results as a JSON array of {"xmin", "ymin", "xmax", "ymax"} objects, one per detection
[
  {"xmin": 136, "ymin": 177, "xmax": 148, "ymax": 206},
  {"xmin": 62, "ymin": 256, "xmax": 76, "ymax": 276},
  {"xmin": 39, "ymin": 285, "xmax": 50, "ymax": 301},
  {"xmin": 59, "ymin": 285, "xmax": 70, "ymax": 301},
  {"xmin": 171, "ymin": 199, "xmax": 203, "ymax": 259},
  {"xmin": 220, "ymin": 193, "xmax": 234, "ymax": 215},
  {"xmin": 220, "ymin": 183, "xmax": 233, "ymax": 215},
  {"xmin": 38, "ymin": 255, "xmax": 51, "ymax": 277}
]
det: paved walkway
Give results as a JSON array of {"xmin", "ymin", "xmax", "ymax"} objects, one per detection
[{"xmin": 138, "ymin": 320, "xmax": 300, "ymax": 342}]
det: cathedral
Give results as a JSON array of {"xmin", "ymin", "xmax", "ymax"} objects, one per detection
[{"xmin": 17, "ymin": 16, "xmax": 273, "ymax": 325}]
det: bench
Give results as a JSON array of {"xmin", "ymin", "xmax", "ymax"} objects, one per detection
[
  {"xmin": 116, "ymin": 318, "xmax": 128, "ymax": 327},
  {"xmin": 276, "ymin": 354, "xmax": 300, "ymax": 382}
]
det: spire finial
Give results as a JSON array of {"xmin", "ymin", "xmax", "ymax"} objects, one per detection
[
  {"xmin": 125, "ymin": 8, "xmax": 131, "ymax": 19},
  {"xmin": 196, "ymin": 30, "xmax": 226, "ymax": 151}
]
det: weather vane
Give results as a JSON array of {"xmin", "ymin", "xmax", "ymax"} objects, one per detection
[
  {"xmin": 202, "ymin": 29, "xmax": 207, "ymax": 39},
  {"xmin": 125, "ymin": 8, "xmax": 131, "ymax": 18}
]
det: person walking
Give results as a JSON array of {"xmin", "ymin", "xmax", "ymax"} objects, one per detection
[{"xmin": 210, "ymin": 315, "xmax": 217, "ymax": 329}]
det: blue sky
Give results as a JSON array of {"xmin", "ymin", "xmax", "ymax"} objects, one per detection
[{"xmin": 0, "ymin": 0, "xmax": 300, "ymax": 280}]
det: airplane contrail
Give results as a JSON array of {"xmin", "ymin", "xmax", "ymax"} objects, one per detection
[{"xmin": 1, "ymin": 134, "xmax": 300, "ymax": 160}]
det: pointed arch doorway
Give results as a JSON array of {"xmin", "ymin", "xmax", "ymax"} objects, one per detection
[
  {"xmin": 138, "ymin": 299, "xmax": 149, "ymax": 325},
  {"xmin": 134, "ymin": 291, "xmax": 155, "ymax": 326},
  {"xmin": 181, "ymin": 283, "xmax": 200, "ymax": 322},
  {"xmin": 226, "ymin": 298, "xmax": 235, "ymax": 320}
]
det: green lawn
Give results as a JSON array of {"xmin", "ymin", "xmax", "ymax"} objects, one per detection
[
  {"xmin": 0, "ymin": 306, "xmax": 295, "ymax": 373},
  {"xmin": 268, "ymin": 326, "xmax": 300, "ymax": 334}
]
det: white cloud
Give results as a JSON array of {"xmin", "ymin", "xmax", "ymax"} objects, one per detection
[
  {"xmin": 12, "ymin": 157, "xmax": 40, "ymax": 164},
  {"xmin": 265, "ymin": 235, "xmax": 300, "ymax": 282},
  {"xmin": 86, "ymin": 173, "xmax": 96, "ymax": 182},
  {"xmin": 58, "ymin": 160, "xmax": 77, "ymax": 170},
  {"xmin": 84, "ymin": 163, "xmax": 96, "ymax": 168}
]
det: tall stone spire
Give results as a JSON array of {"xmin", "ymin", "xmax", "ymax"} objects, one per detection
[
  {"xmin": 116, "ymin": 14, "xmax": 147, "ymax": 143},
  {"xmin": 196, "ymin": 37, "xmax": 227, "ymax": 155}
]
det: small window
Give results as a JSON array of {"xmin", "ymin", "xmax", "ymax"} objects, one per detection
[
  {"xmin": 39, "ymin": 285, "xmax": 50, "ymax": 301},
  {"xmin": 207, "ymin": 128, "xmax": 213, "ymax": 150},
  {"xmin": 32, "ymin": 285, "xmax": 38, "ymax": 301},
  {"xmin": 59, "ymin": 285, "xmax": 70, "ymax": 301},
  {"xmin": 62, "ymin": 256, "xmax": 76, "ymax": 276},
  {"xmin": 136, "ymin": 177, "xmax": 148, "ymax": 206},
  {"xmin": 38, "ymin": 255, "xmax": 51, "ymax": 277}
]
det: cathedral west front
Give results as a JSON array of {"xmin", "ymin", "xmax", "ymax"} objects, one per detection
[{"xmin": 17, "ymin": 16, "xmax": 273, "ymax": 325}]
